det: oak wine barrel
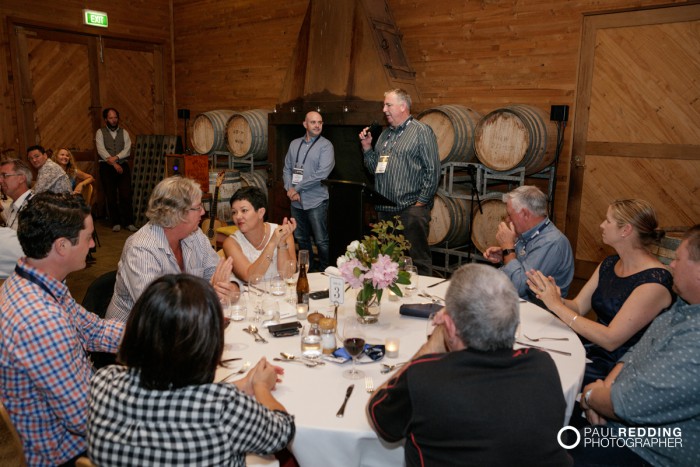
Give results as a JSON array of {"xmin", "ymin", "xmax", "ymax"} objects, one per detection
[
  {"xmin": 428, "ymin": 185, "xmax": 471, "ymax": 247},
  {"xmin": 474, "ymin": 105, "xmax": 558, "ymax": 175},
  {"xmin": 191, "ymin": 110, "xmax": 235, "ymax": 154},
  {"xmin": 471, "ymin": 193, "xmax": 508, "ymax": 254},
  {"xmin": 226, "ymin": 109, "xmax": 270, "ymax": 161},
  {"xmin": 418, "ymin": 105, "xmax": 481, "ymax": 164}
]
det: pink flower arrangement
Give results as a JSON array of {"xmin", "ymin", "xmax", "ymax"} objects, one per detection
[{"xmin": 336, "ymin": 218, "xmax": 411, "ymax": 312}]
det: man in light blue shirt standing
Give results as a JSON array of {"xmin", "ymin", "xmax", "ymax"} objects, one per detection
[
  {"xmin": 484, "ymin": 185, "xmax": 574, "ymax": 299},
  {"xmin": 283, "ymin": 111, "xmax": 335, "ymax": 271}
]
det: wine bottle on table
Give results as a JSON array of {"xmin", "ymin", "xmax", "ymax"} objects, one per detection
[{"xmin": 296, "ymin": 250, "xmax": 310, "ymax": 304}]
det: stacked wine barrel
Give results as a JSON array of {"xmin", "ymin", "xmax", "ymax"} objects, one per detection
[{"xmin": 418, "ymin": 104, "xmax": 558, "ymax": 253}]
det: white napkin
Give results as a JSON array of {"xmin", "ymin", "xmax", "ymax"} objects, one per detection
[{"xmin": 324, "ymin": 266, "xmax": 342, "ymax": 277}]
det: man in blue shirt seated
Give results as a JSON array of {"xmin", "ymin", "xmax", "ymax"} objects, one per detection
[
  {"xmin": 367, "ymin": 263, "xmax": 572, "ymax": 466},
  {"xmin": 575, "ymin": 224, "xmax": 700, "ymax": 466},
  {"xmin": 484, "ymin": 185, "xmax": 574, "ymax": 299}
]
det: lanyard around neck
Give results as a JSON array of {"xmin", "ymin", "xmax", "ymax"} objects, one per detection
[
  {"xmin": 295, "ymin": 136, "xmax": 320, "ymax": 167},
  {"xmin": 14, "ymin": 264, "xmax": 59, "ymax": 302}
]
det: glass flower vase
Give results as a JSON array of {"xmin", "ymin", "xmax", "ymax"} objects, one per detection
[{"xmin": 355, "ymin": 291, "xmax": 381, "ymax": 324}]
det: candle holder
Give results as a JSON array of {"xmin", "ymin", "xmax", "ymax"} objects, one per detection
[{"xmin": 385, "ymin": 337, "xmax": 400, "ymax": 358}]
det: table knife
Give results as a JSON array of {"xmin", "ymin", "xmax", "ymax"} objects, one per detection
[
  {"xmin": 336, "ymin": 384, "xmax": 355, "ymax": 418},
  {"xmin": 515, "ymin": 340, "xmax": 571, "ymax": 356}
]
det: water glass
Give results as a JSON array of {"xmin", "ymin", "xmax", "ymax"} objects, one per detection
[
  {"xmin": 261, "ymin": 297, "xmax": 280, "ymax": 323},
  {"xmin": 269, "ymin": 274, "xmax": 286, "ymax": 296},
  {"xmin": 229, "ymin": 295, "xmax": 247, "ymax": 322},
  {"xmin": 404, "ymin": 265, "xmax": 419, "ymax": 297},
  {"xmin": 400, "ymin": 256, "xmax": 413, "ymax": 270},
  {"xmin": 300, "ymin": 324, "xmax": 322, "ymax": 359}
]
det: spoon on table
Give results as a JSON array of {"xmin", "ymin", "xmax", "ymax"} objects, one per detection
[
  {"xmin": 247, "ymin": 324, "xmax": 268, "ymax": 344},
  {"xmin": 242, "ymin": 327, "xmax": 261, "ymax": 342},
  {"xmin": 280, "ymin": 352, "xmax": 325, "ymax": 365}
]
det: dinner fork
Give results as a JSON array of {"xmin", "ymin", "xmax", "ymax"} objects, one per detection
[
  {"xmin": 523, "ymin": 334, "xmax": 570, "ymax": 342},
  {"xmin": 364, "ymin": 376, "xmax": 374, "ymax": 394}
]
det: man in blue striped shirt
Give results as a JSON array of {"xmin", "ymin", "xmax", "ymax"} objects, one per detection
[{"xmin": 360, "ymin": 89, "xmax": 440, "ymax": 275}]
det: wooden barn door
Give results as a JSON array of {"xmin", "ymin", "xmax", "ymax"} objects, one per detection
[{"xmin": 566, "ymin": 3, "xmax": 700, "ymax": 276}]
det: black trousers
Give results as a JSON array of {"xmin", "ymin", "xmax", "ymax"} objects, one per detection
[{"xmin": 99, "ymin": 162, "xmax": 134, "ymax": 226}]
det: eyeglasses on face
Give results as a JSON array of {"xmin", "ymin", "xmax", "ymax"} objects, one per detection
[
  {"xmin": 188, "ymin": 204, "xmax": 204, "ymax": 212},
  {"xmin": 0, "ymin": 173, "xmax": 22, "ymax": 180}
]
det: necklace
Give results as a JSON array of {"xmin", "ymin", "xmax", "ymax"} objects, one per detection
[{"xmin": 255, "ymin": 223, "xmax": 268, "ymax": 250}]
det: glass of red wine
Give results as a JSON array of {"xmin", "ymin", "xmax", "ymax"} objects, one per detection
[{"xmin": 341, "ymin": 316, "xmax": 366, "ymax": 380}]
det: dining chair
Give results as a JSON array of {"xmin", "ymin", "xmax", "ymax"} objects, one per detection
[
  {"xmin": 75, "ymin": 456, "xmax": 95, "ymax": 467},
  {"xmin": 0, "ymin": 401, "xmax": 27, "ymax": 467}
]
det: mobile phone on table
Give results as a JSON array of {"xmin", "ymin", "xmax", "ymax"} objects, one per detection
[
  {"xmin": 268, "ymin": 321, "xmax": 302, "ymax": 337},
  {"xmin": 308, "ymin": 290, "xmax": 330, "ymax": 300}
]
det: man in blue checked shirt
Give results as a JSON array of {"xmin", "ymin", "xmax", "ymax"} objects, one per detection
[
  {"xmin": 0, "ymin": 193, "xmax": 124, "ymax": 466},
  {"xmin": 360, "ymin": 89, "xmax": 440, "ymax": 276}
]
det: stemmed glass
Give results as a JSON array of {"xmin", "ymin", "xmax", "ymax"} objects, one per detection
[
  {"xmin": 341, "ymin": 316, "xmax": 366, "ymax": 380},
  {"xmin": 248, "ymin": 273, "xmax": 265, "ymax": 322},
  {"xmin": 282, "ymin": 259, "xmax": 298, "ymax": 304},
  {"xmin": 404, "ymin": 265, "xmax": 419, "ymax": 297}
]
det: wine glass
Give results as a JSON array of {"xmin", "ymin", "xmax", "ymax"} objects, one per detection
[
  {"xmin": 400, "ymin": 256, "xmax": 413, "ymax": 271},
  {"xmin": 404, "ymin": 265, "xmax": 419, "ymax": 297},
  {"xmin": 341, "ymin": 316, "xmax": 366, "ymax": 380},
  {"xmin": 282, "ymin": 259, "xmax": 298, "ymax": 305},
  {"xmin": 248, "ymin": 273, "xmax": 265, "ymax": 322}
]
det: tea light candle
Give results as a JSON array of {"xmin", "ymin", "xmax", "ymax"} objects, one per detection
[
  {"xmin": 385, "ymin": 337, "xmax": 400, "ymax": 358},
  {"xmin": 296, "ymin": 303, "xmax": 308, "ymax": 320}
]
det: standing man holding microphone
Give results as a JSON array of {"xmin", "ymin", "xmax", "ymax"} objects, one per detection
[
  {"xmin": 283, "ymin": 110, "xmax": 335, "ymax": 271},
  {"xmin": 360, "ymin": 89, "xmax": 440, "ymax": 276}
]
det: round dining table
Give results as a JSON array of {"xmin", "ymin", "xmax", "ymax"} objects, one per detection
[{"xmin": 216, "ymin": 273, "xmax": 585, "ymax": 467}]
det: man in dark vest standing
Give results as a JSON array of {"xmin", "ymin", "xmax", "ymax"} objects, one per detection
[{"xmin": 96, "ymin": 107, "xmax": 137, "ymax": 232}]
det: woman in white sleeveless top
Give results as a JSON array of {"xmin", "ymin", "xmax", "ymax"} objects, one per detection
[{"xmin": 223, "ymin": 187, "xmax": 296, "ymax": 282}]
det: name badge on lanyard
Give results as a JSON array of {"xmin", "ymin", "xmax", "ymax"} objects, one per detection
[
  {"xmin": 376, "ymin": 154, "xmax": 390, "ymax": 174},
  {"xmin": 292, "ymin": 167, "xmax": 304, "ymax": 185}
]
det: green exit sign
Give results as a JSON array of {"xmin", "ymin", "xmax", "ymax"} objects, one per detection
[{"xmin": 83, "ymin": 9, "xmax": 108, "ymax": 28}]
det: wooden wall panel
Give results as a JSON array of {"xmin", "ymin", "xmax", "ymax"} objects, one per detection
[
  {"xmin": 588, "ymin": 23, "xmax": 700, "ymax": 144},
  {"xmin": 27, "ymin": 36, "xmax": 93, "ymax": 151},
  {"xmin": 0, "ymin": 0, "xmax": 176, "ymax": 154},
  {"xmin": 171, "ymin": 0, "xmax": 690, "ymax": 234},
  {"xmin": 577, "ymin": 155, "xmax": 699, "ymax": 262}
]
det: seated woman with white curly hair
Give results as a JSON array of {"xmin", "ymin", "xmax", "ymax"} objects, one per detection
[{"xmin": 106, "ymin": 176, "xmax": 238, "ymax": 323}]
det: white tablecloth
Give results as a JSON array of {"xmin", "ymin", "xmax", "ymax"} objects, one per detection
[{"xmin": 216, "ymin": 273, "xmax": 585, "ymax": 467}]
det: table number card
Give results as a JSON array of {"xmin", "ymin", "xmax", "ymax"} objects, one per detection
[{"xmin": 329, "ymin": 276, "xmax": 344, "ymax": 305}]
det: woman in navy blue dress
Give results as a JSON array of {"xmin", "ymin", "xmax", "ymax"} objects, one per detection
[{"xmin": 527, "ymin": 199, "xmax": 673, "ymax": 385}]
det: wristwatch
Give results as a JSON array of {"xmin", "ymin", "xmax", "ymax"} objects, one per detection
[{"xmin": 502, "ymin": 248, "xmax": 515, "ymax": 257}]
